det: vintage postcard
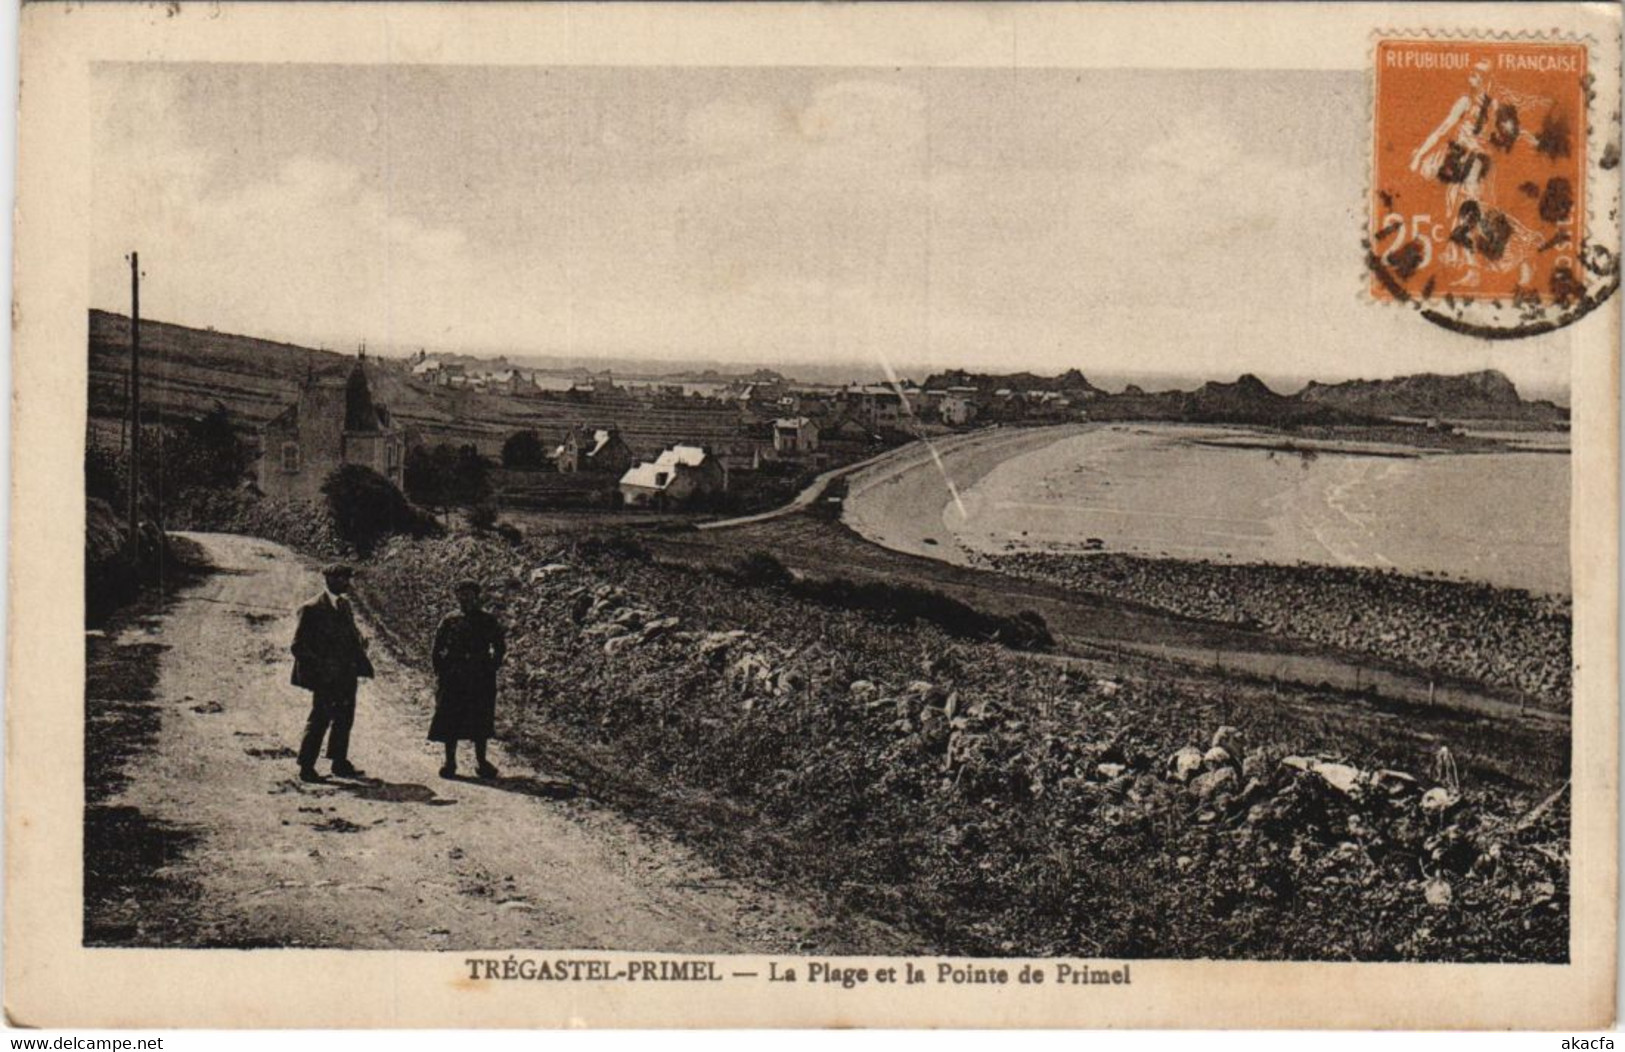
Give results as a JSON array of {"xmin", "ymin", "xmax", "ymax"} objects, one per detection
[{"xmin": 6, "ymin": 0, "xmax": 1619, "ymax": 1030}]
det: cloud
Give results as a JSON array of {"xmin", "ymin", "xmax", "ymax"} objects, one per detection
[
  {"xmin": 91, "ymin": 71, "xmax": 519, "ymax": 352},
  {"xmin": 83, "ymin": 65, "xmax": 1567, "ymax": 392},
  {"xmin": 94, "ymin": 148, "xmax": 493, "ymax": 348},
  {"xmin": 90, "ymin": 69, "xmax": 939, "ymax": 359}
]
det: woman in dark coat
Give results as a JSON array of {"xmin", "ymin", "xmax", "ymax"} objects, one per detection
[{"xmin": 429, "ymin": 580, "xmax": 507, "ymax": 779}]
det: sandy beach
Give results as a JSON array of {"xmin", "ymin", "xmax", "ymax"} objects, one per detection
[
  {"xmin": 843, "ymin": 422, "xmax": 1570, "ymax": 595},
  {"xmin": 840, "ymin": 424, "xmax": 1095, "ymax": 565}
]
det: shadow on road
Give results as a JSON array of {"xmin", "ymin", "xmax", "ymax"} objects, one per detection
[
  {"xmin": 337, "ymin": 777, "xmax": 452, "ymax": 806},
  {"xmin": 447, "ymin": 773, "xmax": 579, "ymax": 801}
]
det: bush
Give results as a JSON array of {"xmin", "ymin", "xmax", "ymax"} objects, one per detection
[
  {"xmin": 173, "ymin": 489, "xmax": 349, "ymax": 558},
  {"xmin": 84, "ymin": 497, "xmax": 172, "ymax": 624},
  {"xmin": 792, "ymin": 576, "xmax": 1054, "ymax": 650},
  {"xmin": 715, "ymin": 551, "xmax": 1051, "ymax": 650},
  {"xmin": 85, "ymin": 497, "xmax": 137, "ymax": 623},
  {"xmin": 321, "ymin": 464, "xmax": 438, "ymax": 555},
  {"xmin": 86, "ymin": 447, "xmax": 125, "ymax": 506},
  {"xmin": 183, "ymin": 403, "xmax": 252, "ymax": 489},
  {"xmin": 571, "ymin": 530, "xmax": 651, "ymax": 563},
  {"xmin": 808, "ymin": 477, "xmax": 849, "ymax": 522},
  {"xmin": 405, "ymin": 443, "xmax": 490, "ymax": 511},
  {"xmin": 730, "ymin": 551, "xmax": 794, "ymax": 588},
  {"xmin": 83, "ymin": 404, "xmax": 251, "ymax": 526},
  {"xmin": 501, "ymin": 429, "xmax": 550, "ymax": 469},
  {"xmin": 468, "ymin": 503, "xmax": 498, "ymax": 532}
]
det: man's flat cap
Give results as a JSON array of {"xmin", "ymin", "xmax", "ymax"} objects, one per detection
[{"xmin": 322, "ymin": 563, "xmax": 357, "ymax": 578}]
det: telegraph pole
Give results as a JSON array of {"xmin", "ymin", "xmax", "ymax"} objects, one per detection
[{"xmin": 127, "ymin": 252, "xmax": 141, "ymax": 551}]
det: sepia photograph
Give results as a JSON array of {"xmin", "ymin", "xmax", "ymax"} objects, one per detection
[{"xmin": 8, "ymin": 0, "xmax": 1619, "ymax": 1031}]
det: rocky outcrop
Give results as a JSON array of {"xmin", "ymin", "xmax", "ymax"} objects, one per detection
[{"xmin": 1298, "ymin": 370, "xmax": 1566, "ymax": 422}]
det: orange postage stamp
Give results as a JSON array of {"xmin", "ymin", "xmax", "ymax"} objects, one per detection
[{"xmin": 1370, "ymin": 37, "xmax": 1589, "ymax": 310}]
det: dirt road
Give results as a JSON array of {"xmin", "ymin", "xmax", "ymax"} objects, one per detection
[{"xmin": 90, "ymin": 532, "xmax": 902, "ymax": 952}]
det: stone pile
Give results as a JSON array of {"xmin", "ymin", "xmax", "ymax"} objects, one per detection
[
  {"xmin": 351, "ymin": 531, "xmax": 1569, "ymax": 962},
  {"xmin": 990, "ymin": 552, "xmax": 1571, "ymax": 708}
]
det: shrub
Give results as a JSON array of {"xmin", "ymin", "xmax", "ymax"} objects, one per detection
[
  {"xmin": 321, "ymin": 464, "xmax": 438, "ymax": 555},
  {"xmin": 405, "ymin": 443, "xmax": 490, "ymax": 511},
  {"xmin": 808, "ymin": 476, "xmax": 850, "ymax": 521},
  {"xmin": 183, "ymin": 403, "xmax": 252, "ymax": 489},
  {"xmin": 83, "ymin": 404, "xmax": 251, "ymax": 526},
  {"xmin": 731, "ymin": 551, "xmax": 794, "ymax": 588},
  {"xmin": 174, "ymin": 489, "xmax": 349, "ymax": 558},
  {"xmin": 791, "ymin": 576, "xmax": 1054, "ymax": 650},
  {"xmin": 84, "ymin": 497, "xmax": 175, "ymax": 624},
  {"xmin": 571, "ymin": 530, "xmax": 651, "ymax": 563},
  {"xmin": 501, "ymin": 429, "xmax": 549, "ymax": 469},
  {"xmin": 85, "ymin": 497, "xmax": 137, "ymax": 623},
  {"xmin": 468, "ymin": 503, "xmax": 498, "ymax": 533},
  {"xmin": 86, "ymin": 447, "xmax": 125, "ymax": 506}
]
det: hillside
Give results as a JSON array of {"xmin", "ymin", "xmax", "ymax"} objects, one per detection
[
  {"xmin": 1298, "ymin": 370, "xmax": 1567, "ymax": 422},
  {"xmin": 339, "ymin": 528, "xmax": 1569, "ymax": 962},
  {"xmin": 88, "ymin": 310, "xmax": 746, "ymax": 460}
]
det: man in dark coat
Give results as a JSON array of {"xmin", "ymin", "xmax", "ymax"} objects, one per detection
[
  {"xmin": 429, "ymin": 579, "xmax": 506, "ymax": 779},
  {"xmin": 291, "ymin": 563, "xmax": 375, "ymax": 782}
]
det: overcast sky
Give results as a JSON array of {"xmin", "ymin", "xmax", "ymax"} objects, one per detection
[{"xmin": 90, "ymin": 63, "xmax": 1572, "ymax": 396}]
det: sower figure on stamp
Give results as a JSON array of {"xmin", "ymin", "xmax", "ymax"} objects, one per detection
[
  {"xmin": 430, "ymin": 579, "xmax": 507, "ymax": 780},
  {"xmin": 290, "ymin": 563, "xmax": 375, "ymax": 783}
]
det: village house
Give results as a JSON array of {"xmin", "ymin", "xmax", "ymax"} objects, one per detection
[
  {"xmin": 913, "ymin": 389, "xmax": 947, "ymax": 416},
  {"xmin": 735, "ymin": 381, "xmax": 786, "ymax": 407},
  {"xmin": 258, "ymin": 356, "xmax": 404, "ymax": 501},
  {"xmin": 1028, "ymin": 390, "xmax": 1073, "ymax": 418},
  {"xmin": 797, "ymin": 392, "xmax": 836, "ymax": 419},
  {"xmin": 485, "ymin": 369, "xmax": 539, "ymax": 397},
  {"xmin": 553, "ymin": 425, "xmax": 633, "ymax": 476},
  {"xmin": 812, "ymin": 419, "xmax": 869, "ymax": 462},
  {"xmin": 841, "ymin": 384, "xmax": 906, "ymax": 430},
  {"xmin": 430, "ymin": 362, "xmax": 468, "ymax": 388},
  {"xmin": 941, "ymin": 393, "xmax": 978, "ymax": 426},
  {"xmin": 772, "ymin": 416, "xmax": 820, "ymax": 457},
  {"xmin": 821, "ymin": 415, "xmax": 873, "ymax": 453},
  {"xmin": 619, "ymin": 444, "xmax": 727, "ymax": 508},
  {"xmin": 568, "ymin": 372, "xmax": 631, "ymax": 402},
  {"xmin": 717, "ymin": 439, "xmax": 765, "ymax": 476}
]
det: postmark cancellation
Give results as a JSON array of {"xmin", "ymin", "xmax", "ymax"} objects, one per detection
[{"xmin": 1368, "ymin": 34, "xmax": 1618, "ymax": 336}]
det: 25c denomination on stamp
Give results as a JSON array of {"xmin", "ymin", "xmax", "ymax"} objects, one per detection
[{"xmin": 1369, "ymin": 36, "xmax": 1615, "ymax": 336}]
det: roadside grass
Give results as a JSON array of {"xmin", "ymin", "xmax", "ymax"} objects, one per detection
[
  {"xmin": 718, "ymin": 549, "xmax": 1055, "ymax": 651},
  {"xmin": 83, "ymin": 535, "xmax": 212, "ymax": 946}
]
